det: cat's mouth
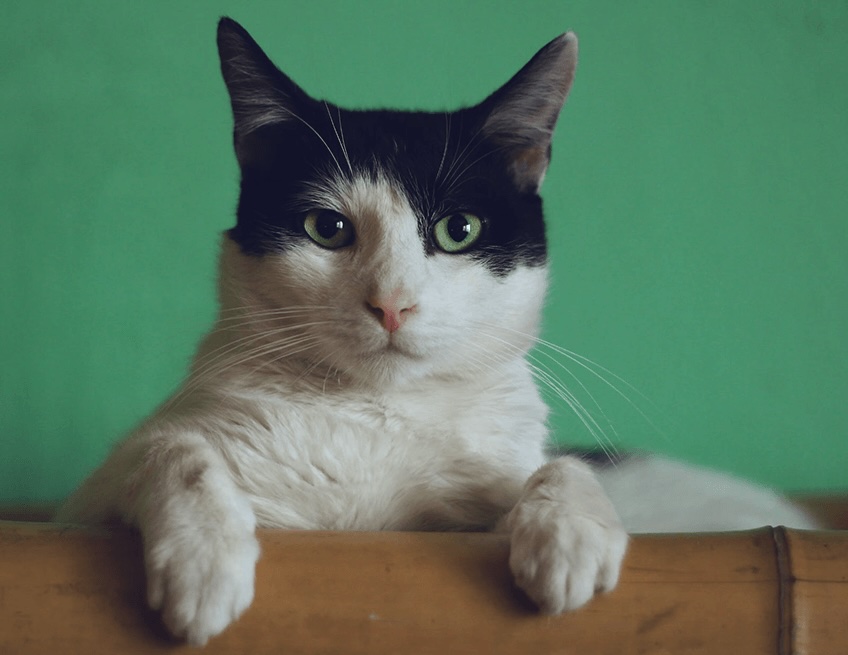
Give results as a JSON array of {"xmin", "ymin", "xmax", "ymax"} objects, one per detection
[
  {"xmin": 360, "ymin": 332, "xmax": 426, "ymax": 362},
  {"xmin": 382, "ymin": 338, "xmax": 425, "ymax": 360}
]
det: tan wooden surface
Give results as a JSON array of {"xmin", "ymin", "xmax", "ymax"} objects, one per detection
[
  {"xmin": 0, "ymin": 522, "xmax": 845, "ymax": 654},
  {"xmin": 783, "ymin": 529, "xmax": 848, "ymax": 655}
]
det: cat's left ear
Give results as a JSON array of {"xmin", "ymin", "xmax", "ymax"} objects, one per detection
[{"xmin": 480, "ymin": 33, "xmax": 578, "ymax": 191}]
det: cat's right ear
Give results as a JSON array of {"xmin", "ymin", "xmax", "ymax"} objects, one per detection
[{"xmin": 216, "ymin": 18, "xmax": 310, "ymax": 165}]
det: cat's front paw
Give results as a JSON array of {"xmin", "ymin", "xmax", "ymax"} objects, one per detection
[
  {"xmin": 507, "ymin": 458, "xmax": 628, "ymax": 613},
  {"xmin": 144, "ymin": 525, "xmax": 260, "ymax": 645}
]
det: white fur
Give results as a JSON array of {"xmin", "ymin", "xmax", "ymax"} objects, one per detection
[
  {"xmin": 597, "ymin": 456, "xmax": 817, "ymax": 533},
  {"xmin": 505, "ymin": 457, "xmax": 627, "ymax": 613},
  {"xmin": 57, "ymin": 171, "xmax": 814, "ymax": 644}
]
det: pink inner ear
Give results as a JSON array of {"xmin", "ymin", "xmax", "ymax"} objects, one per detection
[{"xmin": 509, "ymin": 147, "xmax": 551, "ymax": 191}]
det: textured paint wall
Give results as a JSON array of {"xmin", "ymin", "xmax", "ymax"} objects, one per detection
[{"xmin": 1, "ymin": 1, "xmax": 846, "ymax": 502}]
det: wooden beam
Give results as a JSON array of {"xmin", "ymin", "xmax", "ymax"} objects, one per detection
[{"xmin": 1, "ymin": 522, "xmax": 845, "ymax": 654}]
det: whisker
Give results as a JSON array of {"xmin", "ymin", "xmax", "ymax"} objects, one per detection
[
  {"xmin": 459, "ymin": 340, "xmax": 618, "ymax": 460},
  {"xmin": 188, "ymin": 332, "xmax": 324, "ymax": 394},
  {"xmin": 471, "ymin": 320, "xmax": 661, "ymax": 438},
  {"xmin": 325, "ymin": 102, "xmax": 353, "ymax": 175},
  {"xmin": 529, "ymin": 348, "xmax": 619, "ymax": 438},
  {"xmin": 242, "ymin": 333, "xmax": 329, "ymax": 380},
  {"xmin": 190, "ymin": 322, "xmax": 321, "ymax": 382},
  {"xmin": 470, "ymin": 325, "xmax": 619, "ymax": 456},
  {"xmin": 217, "ymin": 302, "xmax": 334, "ymax": 315},
  {"xmin": 295, "ymin": 347, "xmax": 341, "ymax": 389},
  {"xmin": 165, "ymin": 324, "xmax": 334, "ymax": 411},
  {"xmin": 527, "ymin": 361, "xmax": 618, "ymax": 461},
  {"xmin": 214, "ymin": 306, "xmax": 334, "ymax": 327},
  {"xmin": 535, "ymin": 340, "xmax": 665, "ymax": 440},
  {"xmin": 274, "ymin": 104, "xmax": 345, "ymax": 179},
  {"xmin": 444, "ymin": 143, "xmax": 512, "ymax": 194},
  {"xmin": 321, "ymin": 362, "xmax": 340, "ymax": 393},
  {"xmin": 441, "ymin": 123, "xmax": 488, "ymax": 194},
  {"xmin": 435, "ymin": 112, "xmax": 451, "ymax": 184}
]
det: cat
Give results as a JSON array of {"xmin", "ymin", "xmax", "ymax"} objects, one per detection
[{"xmin": 56, "ymin": 17, "xmax": 816, "ymax": 646}]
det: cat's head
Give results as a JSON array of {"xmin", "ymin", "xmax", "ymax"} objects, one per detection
[{"xmin": 215, "ymin": 18, "xmax": 577, "ymax": 387}]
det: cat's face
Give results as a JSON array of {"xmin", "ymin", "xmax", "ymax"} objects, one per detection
[{"xmin": 215, "ymin": 19, "xmax": 577, "ymax": 387}]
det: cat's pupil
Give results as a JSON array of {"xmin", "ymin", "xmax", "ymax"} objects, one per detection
[
  {"xmin": 447, "ymin": 215, "xmax": 472, "ymax": 243},
  {"xmin": 317, "ymin": 213, "xmax": 344, "ymax": 239}
]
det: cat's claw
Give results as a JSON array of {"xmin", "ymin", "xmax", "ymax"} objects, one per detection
[
  {"xmin": 144, "ymin": 527, "xmax": 260, "ymax": 646},
  {"xmin": 507, "ymin": 458, "xmax": 628, "ymax": 613}
]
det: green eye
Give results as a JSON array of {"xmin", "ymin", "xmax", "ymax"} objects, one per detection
[
  {"xmin": 303, "ymin": 210, "xmax": 355, "ymax": 249},
  {"xmin": 433, "ymin": 213, "xmax": 484, "ymax": 253}
]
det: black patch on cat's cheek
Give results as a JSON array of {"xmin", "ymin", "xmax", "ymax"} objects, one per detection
[
  {"xmin": 472, "ymin": 241, "xmax": 548, "ymax": 276},
  {"xmin": 228, "ymin": 168, "xmax": 311, "ymax": 256},
  {"xmin": 475, "ymin": 192, "xmax": 549, "ymax": 275},
  {"xmin": 226, "ymin": 116, "xmax": 345, "ymax": 256},
  {"xmin": 418, "ymin": 139, "xmax": 550, "ymax": 276}
]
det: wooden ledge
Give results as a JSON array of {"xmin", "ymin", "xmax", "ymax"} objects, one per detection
[{"xmin": 1, "ymin": 523, "xmax": 846, "ymax": 654}]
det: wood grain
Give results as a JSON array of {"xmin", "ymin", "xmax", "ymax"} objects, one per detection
[
  {"xmin": 781, "ymin": 529, "xmax": 848, "ymax": 655},
  {"xmin": 1, "ymin": 522, "xmax": 844, "ymax": 654}
]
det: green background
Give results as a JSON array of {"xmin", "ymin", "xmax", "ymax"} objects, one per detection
[{"xmin": 1, "ymin": 1, "xmax": 846, "ymax": 504}]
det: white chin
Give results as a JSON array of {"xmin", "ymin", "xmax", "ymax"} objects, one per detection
[{"xmin": 352, "ymin": 345, "xmax": 432, "ymax": 384}]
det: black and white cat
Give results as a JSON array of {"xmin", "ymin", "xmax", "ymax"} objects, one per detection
[{"xmin": 57, "ymin": 18, "xmax": 815, "ymax": 645}]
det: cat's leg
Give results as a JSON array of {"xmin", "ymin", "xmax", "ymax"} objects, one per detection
[
  {"xmin": 128, "ymin": 433, "xmax": 260, "ymax": 646},
  {"xmin": 502, "ymin": 456, "xmax": 628, "ymax": 613},
  {"xmin": 58, "ymin": 431, "xmax": 261, "ymax": 646}
]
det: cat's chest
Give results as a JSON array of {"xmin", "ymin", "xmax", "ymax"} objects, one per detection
[{"xmin": 223, "ymin": 377, "xmax": 547, "ymax": 530}]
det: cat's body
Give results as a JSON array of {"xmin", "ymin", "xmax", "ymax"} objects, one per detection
[
  {"xmin": 64, "ymin": 269, "xmax": 549, "ymax": 533},
  {"xmin": 57, "ymin": 18, "xmax": 815, "ymax": 646}
]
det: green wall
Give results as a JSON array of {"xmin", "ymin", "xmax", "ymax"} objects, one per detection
[{"xmin": 1, "ymin": 1, "xmax": 846, "ymax": 503}]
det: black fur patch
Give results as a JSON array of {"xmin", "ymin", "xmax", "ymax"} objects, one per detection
[
  {"xmin": 228, "ymin": 105, "xmax": 548, "ymax": 275},
  {"xmin": 216, "ymin": 18, "xmax": 570, "ymax": 276}
]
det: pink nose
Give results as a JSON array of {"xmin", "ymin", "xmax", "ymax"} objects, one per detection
[{"xmin": 365, "ymin": 295, "xmax": 417, "ymax": 333}]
